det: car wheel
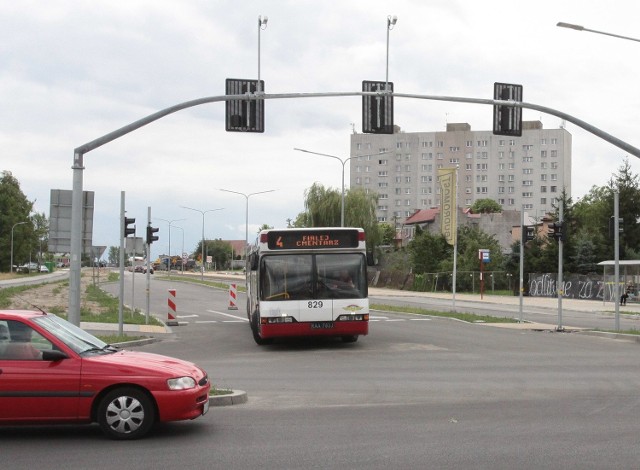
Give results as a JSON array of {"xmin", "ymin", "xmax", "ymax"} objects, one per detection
[{"xmin": 97, "ymin": 387, "xmax": 156, "ymax": 440}]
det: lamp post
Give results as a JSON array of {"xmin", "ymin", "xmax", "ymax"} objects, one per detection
[
  {"xmin": 219, "ymin": 189, "xmax": 275, "ymax": 257},
  {"xmin": 557, "ymin": 22, "xmax": 640, "ymax": 43},
  {"xmin": 293, "ymin": 148, "xmax": 390, "ymax": 227},
  {"xmin": 10, "ymin": 221, "xmax": 27, "ymax": 273},
  {"xmin": 180, "ymin": 206, "xmax": 224, "ymax": 281},
  {"xmin": 258, "ymin": 15, "xmax": 268, "ymax": 92},
  {"xmin": 386, "ymin": 15, "xmax": 397, "ymax": 91},
  {"xmin": 155, "ymin": 217, "xmax": 186, "ymax": 275}
]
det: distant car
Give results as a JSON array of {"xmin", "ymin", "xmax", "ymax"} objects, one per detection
[
  {"xmin": 133, "ymin": 265, "xmax": 154, "ymax": 274},
  {"xmin": 0, "ymin": 310, "xmax": 210, "ymax": 439},
  {"xmin": 17, "ymin": 262, "xmax": 38, "ymax": 273},
  {"xmin": 39, "ymin": 265, "xmax": 49, "ymax": 273}
]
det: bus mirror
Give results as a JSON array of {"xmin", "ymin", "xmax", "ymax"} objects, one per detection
[
  {"xmin": 250, "ymin": 253, "xmax": 258, "ymax": 270},
  {"xmin": 367, "ymin": 251, "xmax": 375, "ymax": 266}
]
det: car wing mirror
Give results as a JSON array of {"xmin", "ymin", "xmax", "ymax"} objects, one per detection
[{"xmin": 42, "ymin": 350, "xmax": 69, "ymax": 361}]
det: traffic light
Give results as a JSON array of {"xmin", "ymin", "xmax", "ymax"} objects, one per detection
[
  {"xmin": 146, "ymin": 225, "xmax": 159, "ymax": 244},
  {"xmin": 123, "ymin": 217, "xmax": 136, "ymax": 237},
  {"xmin": 547, "ymin": 221, "xmax": 564, "ymax": 242},
  {"xmin": 225, "ymin": 78, "xmax": 265, "ymax": 133},
  {"xmin": 609, "ymin": 217, "xmax": 624, "ymax": 239},
  {"xmin": 521, "ymin": 225, "xmax": 535, "ymax": 244},
  {"xmin": 362, "ymin": 80, "xmax": 394, "ymax": 134},
  {"xmin": 493, "ymin": 82, "xmax": 523, "ymax": 137}
]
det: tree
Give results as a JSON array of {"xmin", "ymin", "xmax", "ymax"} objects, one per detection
[
  {"xmin": 408, "ymin": 230, "xmax": 450, "ymax": 274},
  {"xmin": 108, "ymin": 246, "xmax": 120, "ymax": 265},
  {"xmin": 194, "ymin": 239, "xmax": 232, "ymax": 269},
  {"xmin": 301, "ymin": 182, "xmax": 380, "ymax": 255},
  {"xmin": 0, "ymin": 171, "xmax": 35, "ymax": 271},
  {"xmin": 470, "ymin": 198, "xmax": 502, "ymax": 214},
  {"xmin": 379, "ymin": 222, "xmax": 396, "ymax": 245}
]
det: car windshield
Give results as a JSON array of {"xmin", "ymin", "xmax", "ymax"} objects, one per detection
[{"xmin": 32, "ymin": 314, "xmax": 111, "ymax": 355}]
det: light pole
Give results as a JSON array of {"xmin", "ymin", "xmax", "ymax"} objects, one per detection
[
  {"xmin": 386, "ymin": 15, "xmax": 397, "ymax": 91},
  {"xmin": 181, "ymin": 206, "xmax": 224, "ymax": 281},
  {"xmin": 258, "ymin": 15, "xmax": 268, "ymax": 92},
  {"xmin": 155, "ymin": 217, "xmax": 186, "ymax": 274},
  {"xmin": 219, "ymin": 189, "xmax": 275, "ymax": 257},
  {"xmin": 293, "ymin": 148, "xmax": 390, "ymax": 227},
  {"xmin": 557, "ymin": 22, "xmax": 640, "ymax": 43},
  {"xmin": 10, "ymin": 221, "xmax": 27, "ymax": 273}
]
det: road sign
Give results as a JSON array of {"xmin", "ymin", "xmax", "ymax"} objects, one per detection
[
  {"xmin": 362, "ymin": 80, "xmax": 394, "ymax": 134},
  {"xmin": 225, "ymin": 78, "xmax": 265, "ymax": 132}
]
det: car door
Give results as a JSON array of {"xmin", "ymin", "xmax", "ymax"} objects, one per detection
[{"xmin": 0, "ymin": 320, "xmax": 81, "ymax": 422}]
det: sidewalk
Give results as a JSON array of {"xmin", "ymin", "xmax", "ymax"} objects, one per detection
[{"xmin": 369, "ymin": 287, "xmax": 640, "ymax": 315}]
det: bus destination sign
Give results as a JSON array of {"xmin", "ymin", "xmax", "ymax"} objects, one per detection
[{"xmin": 267, "ymin": 230, "xmax": 360, "ymax": 250}]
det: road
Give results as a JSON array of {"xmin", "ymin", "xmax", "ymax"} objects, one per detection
[{"xmin": 3, "ymin": 273, "xmax": 640, "ymax": 469}]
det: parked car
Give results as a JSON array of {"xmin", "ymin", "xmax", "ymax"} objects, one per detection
[
  {"xmin": 0, "ymin": 310, "xmax": 210, "ymax": 439},
  {"xmin": 17, "ymin": 262, "xmax": 38, "ymax": 273},
  {"xmin": 133, "ymin": 265, "xmax": 154, "ymax": 274},
  {"xmin": 39, "ymin": 265, "xmax": 49, "ymax": 273}
]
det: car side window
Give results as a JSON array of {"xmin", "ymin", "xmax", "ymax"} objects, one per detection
[{"xmin": 0, "ymin": 320, "xmax": 52, "ymax": 361}]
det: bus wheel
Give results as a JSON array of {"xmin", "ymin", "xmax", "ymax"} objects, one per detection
[
  {"xmin": 341, "ymin": 335, "xmax": 358, "ymax": 343},
  {"xmin": 251, "ymin": 314, "xmax": 273, "ymax": 345}
]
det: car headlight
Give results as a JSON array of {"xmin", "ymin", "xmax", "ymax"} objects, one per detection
[{"xmin": 167, "ymin": 376, "xmax": 197, "ymax": 390}]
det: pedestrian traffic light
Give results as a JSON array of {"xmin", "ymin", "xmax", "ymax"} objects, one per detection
[
  {"xmin": 146, "ymin": 225, "xmax": 159, "ymax": 244},
  {"xmin": 521, "ymin": 225, "xmax": 535, "ymax": 244},
  {"xmin": 493, "ymin": 82, "xmax": 523, "ymax": 137},
  {"xmin": 547, "ymin": 221, "xmax": 564, "ymax": 241},
  {"xmin": 124, "ymin": 217, "xmax": 136, "ymax": 237}
]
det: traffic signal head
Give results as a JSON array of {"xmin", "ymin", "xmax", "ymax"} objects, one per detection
[
  {"xmin": 146, "ymin": 225, "xmax": 159, "ymax": 244},
  {"xmin": 124, "ymin": 217, "xmax": 136, "ymax": 237},
  {"xmin": 522, "ymin": 225, "xmax": 535, "ymax": 244},
  {"xmin": 547, "ymin": 221, "xmax": 564, "ymax": 241}
]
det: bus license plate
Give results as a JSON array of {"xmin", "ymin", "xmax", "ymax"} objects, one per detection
[{"xmin": 311, "ymin": 322, "xmax": 334, "ymax": 329}]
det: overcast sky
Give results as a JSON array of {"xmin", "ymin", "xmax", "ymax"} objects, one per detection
[{"xmin": 3, "ymin": 0, "xmax": 640, "ymax": 259}]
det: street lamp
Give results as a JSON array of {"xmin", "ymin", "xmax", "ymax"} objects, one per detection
[
  {"xmin": 293, "ymin": 148, "xmax": 390, "ymax": 227},
  {"xmin": 10, "ymin": 221, "xmax": 27, "ymax": 273},
  {"xmin": 557, "ymin": 22, "xmax": 640, "ymax": 43},
  {"xmin": 155, "ymin": 218, "xmax": 186, "ymax": 275},
  {"xmin": 258, "ymin": 15, "xmax": 268, "ymax": 92},
  {"xmin": 386, "ymin": 15, "xmax": 397, "ymax": 91},
  {"xmin": 219, "ymin": 189, "xmax": 276, "ymax": 257},
  {"xmin": 180, "ymin": 206, "xmax": 224, "ymax": 281}
]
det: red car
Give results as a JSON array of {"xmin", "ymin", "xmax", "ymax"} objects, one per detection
[{"xmin": 0, "ymin": 310, "xmax": 210, "ymax": 439}]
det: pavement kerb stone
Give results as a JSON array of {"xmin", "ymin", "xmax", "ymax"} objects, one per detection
[{"xmin": 209, "ymin": 390, "xmax": 248, "ymax": 406}]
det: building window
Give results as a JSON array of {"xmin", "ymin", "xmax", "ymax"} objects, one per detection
[
  {"xmin": 378, "ymin": 171, "xmax": 388, "ymax": 177},
  {"xmin": 551, "ymin": 186, "xmax": 557, "ymax": 192},
  {"xmin": 551, "ymin": 150, "xmax": 558, "ymax": 157},
  {"xmin": 379, "ymin": 159, "xmax": 388, "ymax": 165}
]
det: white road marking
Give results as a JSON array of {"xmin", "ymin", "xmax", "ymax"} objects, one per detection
[{"xmin": 206, "ymin": 309, "xmax": 249, "ymax": 321}]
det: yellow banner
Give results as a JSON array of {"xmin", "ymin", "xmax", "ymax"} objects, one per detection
[{"xmin": 438, "ymin": 168, "xmax": 457, "ymax": 245}]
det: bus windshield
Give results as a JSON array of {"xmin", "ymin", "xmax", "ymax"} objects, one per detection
[{"xmin": 260, "ymin": 253, "xmax": 367, "ymax": 301}]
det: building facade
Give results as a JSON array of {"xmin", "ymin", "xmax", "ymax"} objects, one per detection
[{"xmin": 349, "ymin": 121, "xmax": 571, "ymax": 224}]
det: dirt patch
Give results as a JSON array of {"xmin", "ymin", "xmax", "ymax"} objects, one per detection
[{"xmin": 7, "ymin": 270, "xmax": 111, "ymax": 314}]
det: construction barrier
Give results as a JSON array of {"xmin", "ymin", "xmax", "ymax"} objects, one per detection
[
  {"xmin": 228, "ymin": 283, "xmax": 238, "ymax": 310},
  {"xmin": 167, "ymin": 289, "xmax": 179, "ymax": 326}
]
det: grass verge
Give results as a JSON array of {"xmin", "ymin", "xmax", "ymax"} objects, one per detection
[
  {"xmin": 371, "ymin": 303, "xmax": 520, "ymax": 323},
  {"xmin": 154, "ymin": 275, "xmax": 246, "ymax": 292}
]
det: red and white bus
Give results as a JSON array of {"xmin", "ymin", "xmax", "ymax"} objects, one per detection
[{"xmin": 246, "ymin": 227, "xmax": 369, "ymax": 345}]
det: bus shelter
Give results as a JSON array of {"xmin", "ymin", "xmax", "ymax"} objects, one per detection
[{"xmin": 597, "ymin": 260, "xmax": 640, "ymax": 302}]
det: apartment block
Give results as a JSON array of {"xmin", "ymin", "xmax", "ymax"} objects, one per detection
[{"xmin": 349, "ymin": 121, "xmax": 571, "ymax": 223}]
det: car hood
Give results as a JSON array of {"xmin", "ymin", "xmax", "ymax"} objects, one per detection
[{"xmin": 83, "ymin": 350, "xmax": 207, "ymax": 380}]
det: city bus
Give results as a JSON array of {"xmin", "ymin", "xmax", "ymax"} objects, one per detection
[{"xmin": 246, "ymin": 227, "xmax": 369, "ymax": 345}]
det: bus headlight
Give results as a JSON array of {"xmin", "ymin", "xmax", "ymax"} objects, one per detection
[{"xmin": 336, "ymin": 314, "xmax": 369, "ymax": 321}]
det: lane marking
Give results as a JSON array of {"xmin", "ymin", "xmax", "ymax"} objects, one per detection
[{"xmin": 206, "ymin": 309, "xmax": 249, "ymax": 321}]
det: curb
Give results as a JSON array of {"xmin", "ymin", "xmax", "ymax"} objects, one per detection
[{"xmin": 209, "ymin": 389, "xmax": 248, "ymax": 406}]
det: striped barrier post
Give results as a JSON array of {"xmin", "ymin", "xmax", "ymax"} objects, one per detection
[
  {"xmin": 228, "ymin": 283, "xmax": 238, "ymax": 310},
  {"xmin": 167, "ymin": 289, "xmax": 179, "ymax": 326}
]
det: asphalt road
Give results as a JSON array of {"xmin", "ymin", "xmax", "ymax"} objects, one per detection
[{"xmin": 3, "ymin": 273, "xmax": 640, "ymax": 469}]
